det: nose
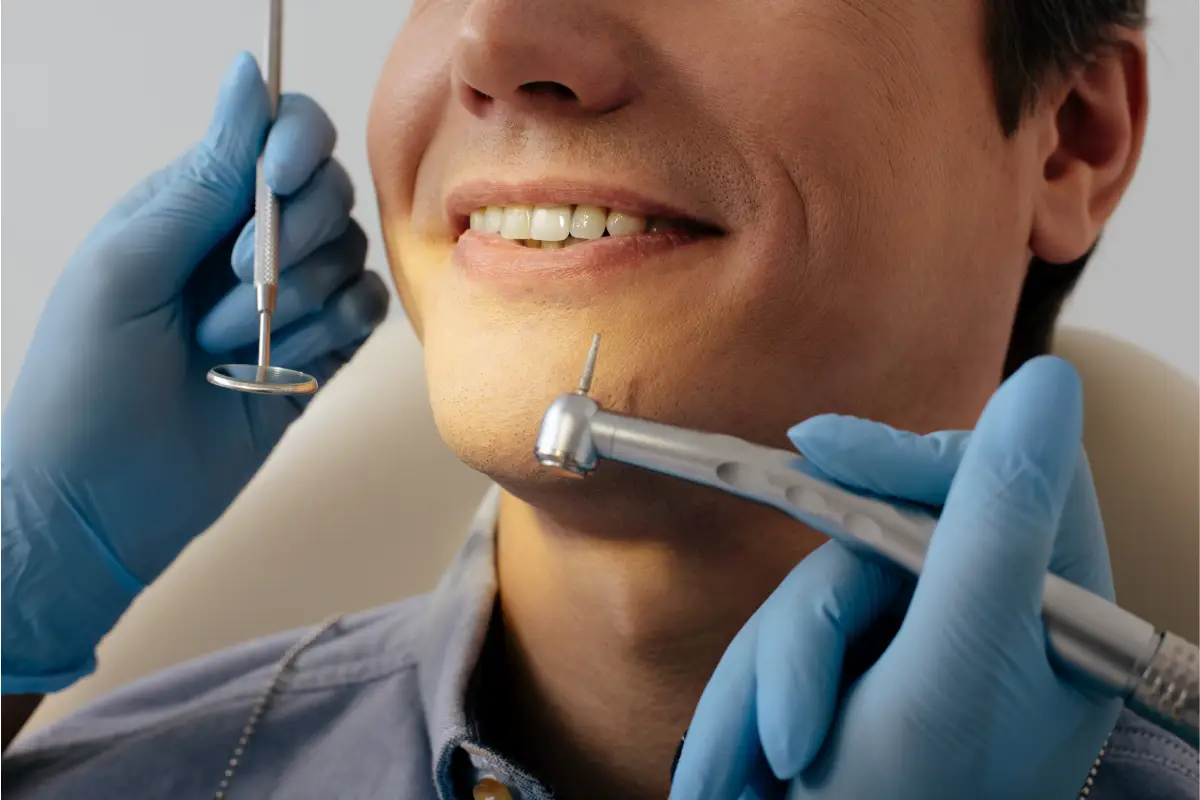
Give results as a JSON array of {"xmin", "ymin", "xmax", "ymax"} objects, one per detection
[{"xmin": 452, "ymin": 0, "xmax": 636, "ymax": 117}]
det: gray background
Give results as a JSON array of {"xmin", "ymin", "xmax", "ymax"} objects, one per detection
[{"xmin": 3, "ymin": 0, "xmax": 1197, "ymax": 398}]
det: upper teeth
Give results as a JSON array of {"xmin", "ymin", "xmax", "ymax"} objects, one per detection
[{"xmin": 469, "ymin": 204, "xmax": 651, "ymax": 243}]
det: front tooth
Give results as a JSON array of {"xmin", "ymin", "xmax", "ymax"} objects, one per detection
[
  {"xmin": 530, "ymin": 206, "xmax": 572, "ymax": 241},
  {"xmin": 483, "ymin": 206, "xmax": 505, "ymax": 233},
  {"xmin": 540, "ymin": 239, "xmax": 565, "ymax": 250},
  {"xmin": 501, "ymin": 205, "xmax": 534, "ymax": 239},
  {"xmin": 470, "ymin": 209, "xmax": 486, "ymax": 230},
  {"xmin": 570, "ymin": 205, "xmax": 608, "ymax": 239},
  {"xmin": 606, "ymin": 211, "xmax": 647, "ymax": 236}
]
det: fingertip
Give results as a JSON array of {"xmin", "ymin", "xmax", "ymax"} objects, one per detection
[
  {"xmin": 228, "ymin": 51, "xmax": 260, "ymax": 82},
  {"xmin": 194, "ymin": 315, "xmax": 220, "ymax": 354},
  {"xmin": 229, "ymin": 219, "xmax": 256, "ymax": 281},
  {"xmin": 789, "ymin": 415, "xmax": 969, "ymax": 507},
  {"xmin": 670, "ymin": 619, "xmax": 764, "ymax": 800},
  {"xmin": 204, "ymin": 53, "xmax": 269, "ymax": 166},
  {"xmin": 263, "ymin": 94, "xmax": 339, "ymax": 196},
  {"xmin": 974, "ymin": 354, "xmax": 1085, "ymax": 504},
  {"xmin": 216, "ymin": 52, "xmax": 260, "ymax": 101},
  {"xmin": 1014, "ymin": 354, "xmax": 1082, "ymax": 389},
  {"xmin": 195, "ymin": 285, "xmax": 255, "ymax": 354},
  {"xmin": 1002, "ymin": 356, "xmax": 1084, "ymax": 441},
  {"xmin": 757, "ymin": 639, "xmax": 826, "ymax": 779},
  {"xmin": 755, "ymin": 543, "xmax": 892, "ymax": 778},
  {"xmin": 787, "ymin": 413, "xmax": 854, "ymax": 445},
  {"xmin": 337, "ymin": 271, "xmax": 391, "ymax": 334}
]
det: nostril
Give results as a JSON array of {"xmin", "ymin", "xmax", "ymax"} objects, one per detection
[
  {"xmin": 519, "ymin": 81, "xmax": 578, "ymax": 102},
  {"xmin": 470, "ymin": 86, "xmax": 491, "ymax": 103}
]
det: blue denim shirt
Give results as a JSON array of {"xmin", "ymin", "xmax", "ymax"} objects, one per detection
[{"xmin": 5, "ymin": 488, "xmax": 1198, "ymax": 799}]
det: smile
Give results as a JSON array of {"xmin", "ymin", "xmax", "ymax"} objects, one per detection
[{"xmin": 446, "ymin": 181, "xmax": 725, "ymax": 286}]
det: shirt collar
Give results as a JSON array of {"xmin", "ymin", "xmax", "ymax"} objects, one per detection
[
  {"xmin": 416, "ymin": 486, "xmax": 545, "ymax": 798},
  {"xmin": 416, "ymin": 485, "xmax": 500, "ymax": 747}
]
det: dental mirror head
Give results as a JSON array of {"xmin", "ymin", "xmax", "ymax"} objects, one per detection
[
  {"xmin": 207, "ymin": 364, "xmax": 317, "ymax": 396},
  {"xmin": 534, "ymin": 334, "xmax": 603, "ymax": 477}
]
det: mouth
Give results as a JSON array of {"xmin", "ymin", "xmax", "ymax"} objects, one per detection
[{"xmin": 446, "ymin": 182, "xmax": 725, "ymax": 283}]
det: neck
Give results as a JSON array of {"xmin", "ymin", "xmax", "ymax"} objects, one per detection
[{"xmin": 488, "ymin": 480, "xmax": 826, "ymax": 800}]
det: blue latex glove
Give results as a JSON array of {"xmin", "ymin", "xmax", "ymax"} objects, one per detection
[
  {"xmin": 2, "ymin": 54, "xmax": 390, "ymax": 694},
  {"xmin": 671, "ymin": 356, "xmax": 1122, "ymax": 800}
]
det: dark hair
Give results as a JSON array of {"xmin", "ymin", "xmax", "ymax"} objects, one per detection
[{"xmin": 985, "ymin": 0, "xmax": 1147, "ymax": 376}]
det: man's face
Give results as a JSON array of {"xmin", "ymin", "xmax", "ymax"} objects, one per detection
[{"xmin": 367, "ymin": 0, "xmax": 1042, "ymax": 497}]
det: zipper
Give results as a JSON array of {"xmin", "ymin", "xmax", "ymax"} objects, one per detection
[{"xmin": 1077, "ymin": 734, "xmax": 1111, "ymax": 798}]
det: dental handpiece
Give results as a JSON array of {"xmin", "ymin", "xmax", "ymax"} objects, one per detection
[{"xmin": 533, "ymin": 334, "xmax": 1200, "ymax": 746}]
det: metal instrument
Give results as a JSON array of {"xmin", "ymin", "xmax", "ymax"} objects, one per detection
[
  {"xmin": 534, "ymin": 333, "xmax": 1200, "ymax": 746},
  {"xmin": 208, "ymin": 0, "xmax": 317, "ymax": 396}
]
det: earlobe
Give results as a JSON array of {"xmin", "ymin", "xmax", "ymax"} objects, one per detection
[{"xmin": 1029, "ymin": 34, "xmax": 1148, "ymax": 266}]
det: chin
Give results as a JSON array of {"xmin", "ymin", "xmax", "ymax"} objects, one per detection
[
  {"xmin": 419, "ymin": 312, "xmax": 791, "ymax": 538},
  {"xmin": 422, "ymin": 313, "xmax": 588, "ymax": 487}
]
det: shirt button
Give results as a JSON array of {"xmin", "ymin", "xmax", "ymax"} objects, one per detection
[{"xmin": 473, "ymin": 777, "xmax": 513, "ymax": 800}]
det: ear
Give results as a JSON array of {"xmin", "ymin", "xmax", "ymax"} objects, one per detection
[{"xmin": 1029, "ymin": 31, "xmax": 1148, "ymax": 265}]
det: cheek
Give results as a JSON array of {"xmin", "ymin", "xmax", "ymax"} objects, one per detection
[
  {"xmin": 750, "ymin": 42, "xmax": 1017, "ymax": 344},
  {"xmin": 367, "ymin": 10, "xmax": 460, "ymax": 330}
]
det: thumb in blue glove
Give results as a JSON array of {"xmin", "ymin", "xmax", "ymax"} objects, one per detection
[{"xmin": 671, "ymin": 356, "xmax": 1120, "ymax": 800}]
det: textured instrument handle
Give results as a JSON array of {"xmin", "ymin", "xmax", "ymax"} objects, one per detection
[
  {"xmin": 1130, "ymin": 631, "xmax": 1200, "ymax": 745},
  {"xmin": 254, "ymin": 0, "xmax": 283, "ymax": 290},
  {"xmin": 253, "ymin": 164, "xmax": 280, "ymax": 288}
]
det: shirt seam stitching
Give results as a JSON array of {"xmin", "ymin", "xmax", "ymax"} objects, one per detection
[
  {"xmin": 48, "ymin": 659, "xmax": 422, "ymax": 748},
  {"xmin": 1104, "ymin": 747, "xmax": 1200, "ymax": 780},
  {"xmin": 273, "ymin": 656, "xmax": 420, "ymax": 694},
  {"xmin": 1111, "ymin": 725, "xmax": 1198, "ymax": 761}
]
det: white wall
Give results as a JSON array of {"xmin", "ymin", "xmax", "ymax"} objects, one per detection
[{"xmin": 2, "ymin": 1, "xmax": 1197, "ymax": 393}]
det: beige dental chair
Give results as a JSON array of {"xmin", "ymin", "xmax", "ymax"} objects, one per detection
[{"xmin": 23, "ymin": 324, "xmax": 1200, "ymax": 735}]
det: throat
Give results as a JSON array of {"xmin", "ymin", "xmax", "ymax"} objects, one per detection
[{"xmin": 481, "ymin": 489, "xmax": 825, "ymax": 799}]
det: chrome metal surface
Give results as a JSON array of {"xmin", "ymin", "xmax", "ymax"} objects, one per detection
[
  {"xmin": 577, "ymin": 333, "xmax": 601, "ymax": 394},
  {"xmin": 257, "ymin": 312, "xmax": 272, "ymax": 368},
  {"xmin": 1129, "ymin": 631, "xmax": 1200, "ymax": 745},
  {"xmin": 533, "ymin": 393, "xmax": 601, "ymax": 476},
  {"xmin": 206, "ymin": 364, "xmax": 317, "ymax": 396}
]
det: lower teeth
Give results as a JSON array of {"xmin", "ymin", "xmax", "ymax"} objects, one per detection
[
  {"xmin": 519, "ymin": 236, "xmax": 588, "ymax": 248},
  {"xmin": 516, "ymin": 224, "xmax": 680, "ymax": 248}
]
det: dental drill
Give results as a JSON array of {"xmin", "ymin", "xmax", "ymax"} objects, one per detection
[
  {"xmin": 208, "ymin": 0, "xmax": 317, "ymax": 396},
  {"xmin": 533, "ymin": 334, "xmax": 1200, "ymax": 746}
]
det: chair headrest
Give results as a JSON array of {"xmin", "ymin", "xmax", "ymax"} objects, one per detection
[{"xmin": 1053, "ymin": 327, "xmax": 1199, "ymax": 638}]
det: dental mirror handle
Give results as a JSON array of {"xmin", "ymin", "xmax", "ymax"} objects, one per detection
[
  {"xmin": 254, "ymin": 0, "xmax": 284, "ymax": 370},
  {"xmin": 578, "ymin": 405, "xmax": 1199, "ymax": 745}
]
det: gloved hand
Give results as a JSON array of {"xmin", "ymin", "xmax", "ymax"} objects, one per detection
[
  {"xmin": 2, "ymin": 53, "xmax": 389, "ymax": 694},
  {"xmin": 670, "ymin": 357, "xmax": 1122, "ymax": 800}
]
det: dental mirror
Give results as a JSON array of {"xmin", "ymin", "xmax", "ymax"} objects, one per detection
[{"xmin": 207, "ymin": 0, "xmax": 317, "ymax": 398}]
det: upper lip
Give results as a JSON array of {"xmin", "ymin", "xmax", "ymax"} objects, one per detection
[{"xmin": 444, "ymin": 178, "xmax": 725, "ymax": 237}]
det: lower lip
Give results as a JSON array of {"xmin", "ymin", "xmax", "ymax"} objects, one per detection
[{"xmin": 452, "ymin": 229, "xmax": 718, "ymax": 284}]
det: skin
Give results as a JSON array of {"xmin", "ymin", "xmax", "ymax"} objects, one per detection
[{"xmin": 365, "ymin": 1, "xmax": 1148, "ymax": 798}]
